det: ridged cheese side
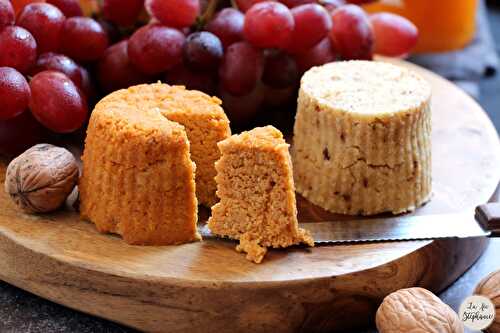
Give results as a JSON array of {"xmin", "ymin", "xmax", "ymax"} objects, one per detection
[
  {"xmin": 80, "ymin": 92, "xmax": 200, "ymax": 245},
  {"xmin": 98, "ymin": 83, "xmax": 231, "ymax": 207},
  {"xmin": 292, "ymin": 61, "xmax": 432, "ymax": 215}
]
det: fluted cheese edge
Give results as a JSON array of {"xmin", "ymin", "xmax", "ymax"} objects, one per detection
[{"xmin": 292, "ymin": 63, "xmax": 432, "ymax": 215}]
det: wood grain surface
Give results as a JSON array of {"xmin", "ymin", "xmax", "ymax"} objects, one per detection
[{"xmin": 0, "ymin": 59, "xmax": 498, "ymax": 333}]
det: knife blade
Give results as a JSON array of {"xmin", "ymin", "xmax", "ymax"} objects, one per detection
[{"xmin": 199, "ymin": 205, "xmax": 496, "ymax": 244}]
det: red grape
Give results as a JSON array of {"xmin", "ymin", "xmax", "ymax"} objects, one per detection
[
  {"xmin": 102, "ymin": 0, "xmax": 144, "ymax": 27},
  {"xmin": 370, "ymin": 12, "xmax": 418, "ymax": 57},
  {"xmin": 0, "ymin": 26, "xmax": 37, "ymax": 74},
  {"xmin": 96, "ymin": 18, "xmax": 121, "ymax": 44},
  {"xmin": 263, "ymin": 85, "xmax": 294, "ymax": 107},
  {"xmin": 206, "ymin": 8, "xmax": 244, "ymax": 48},
  {"xmin": 199, "ymin": 0, "xmax": 208, "ymax": 12},
  {"xmin": 77, "ymin": 65, "xmax": 93, "ymax": 99},
  {"xmin": 0, "ymin": 67, "xmax": 30, "ymax": 120},
  {"xmin": 17, "ymin": 3, "xmax": 65, "ymax": 53},
  {"xmin": 244, "ymin": 1, "xmax": 294, "ymax": 49},
  {"xmin": 321, "ymin": 0, "xmax": 345, "ymax": 12},
  {"xmin": 0, "ymin": 110, "xmax": 46, "ymax": 156},
  {"xmin": 329, "ymin": 4, "xmax": 373, "ymax": 60},
  {"xmin": 46, "ymin": 0, "xmax": 83, "ymax": 17},
  {"xmin": 60, "ymin": 17, "xmax": 109, "ymax": 62},
  {"xmin": 294, "ymin": 37, "xmax": 337, "ymax": 73},
  {"xmin": 219, "ymin": 84, "xmax": 264, "ymax": 127},
  {"xmin": 98, "ymin": 40, "xmax": 148, "ymax": 93},
  {"xmin": 29, "ymin": 52, "xmax": 87, "ymax": 91},
  {"xmin": 29, "ymin": 70, "xmax": 88, "ymax": 133},
  {"xmin": 279, "ymin": 0, "xmax": 315, "ymax": 8},
  {"xmin": 0, "ymin": 0, "xmax": 15, "ymax": 27},
  {"xmin": 166, "ymin": 64, "xmax": 217, "ymax": 95},
  {"xmin": 183, "ymin": 31, "xmax": 223, "ymax": 70},
  {"xmin": 219, "ymin": 41, "xmax": 263, "ymax": 96},
  {"xmin": 235, "ymin": 0, "xmax": 274, "ymax": 13},
  {"xmin": 11, "ymin": 0, "xmax": 44, "ymax": 14},
  {"xmin": 235, "ymin": 0, "xmax": 268, "ymax": 12},
  {"xmin": 145, "ymin": 0, "xmax": 199, "ymax": 28},
  {"xmin": 287, "ymin": 4, "xmax": 332, "ymax": 53},
  {"xmin": 262, "ymin": 52, "xmax": 298, "ymax": 88},
  {"xmin": 128, "ymin": 24, "xmax": 185, "ymax": 75}
]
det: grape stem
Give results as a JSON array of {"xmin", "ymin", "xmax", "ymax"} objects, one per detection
[{"xmin": 197, "ymin": 0, "xmax": 221, "ymax": 29}]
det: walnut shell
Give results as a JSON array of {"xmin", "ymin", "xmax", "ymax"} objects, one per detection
[
  {"xmin": 376, "ymin": 287, "xmax": 463, "ymax": 333},
  {"xmin": 474, "ymin": 270, "xmax": 500, "ymax": 333},
  {"xmin": 4, "ymin": 144, "xmax": 79, "ymax": 213}
]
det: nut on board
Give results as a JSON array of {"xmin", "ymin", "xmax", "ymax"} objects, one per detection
[
  {"xmin": 376, "ymin": 287, "xmax": 463, "ymax": 333},
  {"xmin": 474, "ymin": 270, "xmax": 500, "ymax": 333},
  {"xmin": 4, "ymin": 144, "xmax": 79, "ymax": 213}
]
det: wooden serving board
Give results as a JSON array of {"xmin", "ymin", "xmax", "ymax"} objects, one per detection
[{"xmin": 0, "ymin": 60, "xmax": 499, "ymax": 333}]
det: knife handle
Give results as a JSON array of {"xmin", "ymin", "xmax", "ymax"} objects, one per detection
[{"xmin": 475, "ymin": 203, "xmax": 500, "ymax": 237}]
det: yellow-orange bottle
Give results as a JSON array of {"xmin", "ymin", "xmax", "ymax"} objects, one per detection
[{"xmin": 364, "ymin": 0, "xmax": 478, "ymax": 53}]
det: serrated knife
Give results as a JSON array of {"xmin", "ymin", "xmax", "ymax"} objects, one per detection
[{"xmin": 199, "ymin": 203, "xmax": 500, "ymax": 244}]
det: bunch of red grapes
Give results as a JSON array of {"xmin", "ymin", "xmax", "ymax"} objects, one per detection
[{"xmin": 0, "ymin": 0, "xmax": 418, "ymax": 154}]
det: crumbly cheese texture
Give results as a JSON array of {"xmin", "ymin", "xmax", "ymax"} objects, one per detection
[
  {"xmin": 293, "ymin": 61, "xmax": 432, "ymax": 215},
  {"xmin": 98, "ymin": 83, "xmax": 231, "ymax": 207},
  {"xmin": 80, "ymin": 87, "xmax": 201, "ymax": 245},
  {"xmin": 208, "ymin": 126, "xmax": 314, "ymax": 263}
]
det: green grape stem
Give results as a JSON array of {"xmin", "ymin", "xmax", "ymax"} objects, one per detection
[{"xmin": 197, "ymin": 0, "xmax": 222, "ymax": 29}]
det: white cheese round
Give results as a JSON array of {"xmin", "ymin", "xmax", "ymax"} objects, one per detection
[{"xmin": 292, "ymin": 60, "xmax": 432, "ymax": 215}]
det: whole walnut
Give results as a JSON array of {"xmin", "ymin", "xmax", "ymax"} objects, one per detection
[
  {"xmin": 474, "ymin": 270, "xmax": 500, "ymax": 333},
  {"xmin": 376, "ymin": 287, "xmax": 463, "ymax": 333},
  {"xmin": 4, "ymin": 144, "xmax": 79, "ymax": 213}
]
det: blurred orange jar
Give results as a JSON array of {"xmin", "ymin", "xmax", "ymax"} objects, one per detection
[{"xmin": 364, "ymin": 0, "xmax": 478, "ymax": 53}]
